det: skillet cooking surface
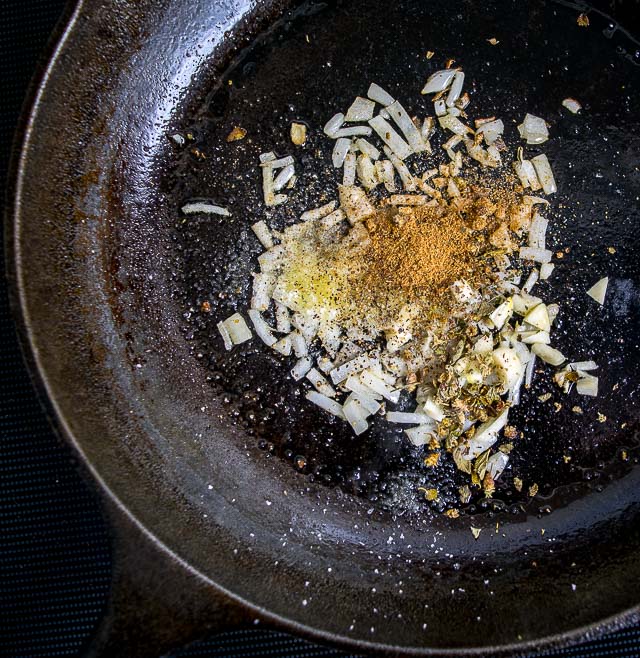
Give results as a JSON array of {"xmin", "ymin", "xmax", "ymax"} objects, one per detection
[{"xmin": 12, "ymin": 0, "xmax": 640, "ymax": 653}]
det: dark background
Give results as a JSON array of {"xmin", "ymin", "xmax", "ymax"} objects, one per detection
[{"xmin": 2, "ymin": 1, "xmax": 640, "ymax": 657}]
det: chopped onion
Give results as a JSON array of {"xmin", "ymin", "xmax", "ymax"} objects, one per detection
[
  {"xmin": 476, "ymin": 118, "xmax": 504, "ymax": 145},
  {"xmin": 290, "ymin": 122, "xmax": 307, "ymax": 145},
  {"xmin": 438, "ymin": 114, "xmax": 472, "ymax": 136},
  {"xmin": 375, "ymin": 159, "xmax": 396, "ymax": 192},
  {"xmin": 261, "ymin": 165, "xmax": 277, "ymax": 207},
  {"xmin": 569, "ymin": 360, "xmax": 598, "ymax": 371},
  {"xmin": 367, "ymin": 82, "xmax": 395, "ymax": 106},
  {"xmin": 525, "ymin": 353, "xmax": 536, "ymax": 387},
  {"xmin": 181, "ymin": 202, "xmax": 230, "ymax": 216},
  {"xmin": 382, "ymin": 146, "xmax": 416, "ymax": 191},
  {"xmin": 333, "ymin": 125, "xmax": 373, "ymax": 138},
  {"xmin": 421, "ymin": 117, "xmax": 435, "ymax": 140},
  {"xmin": 306, "ymin": 367, "xmax": 337, "ymax": 398},
  {"xmin": 404, "ymin": 424, "xmax": 435, "ymax": 446},
  {"xmin": 445, "ymin": 71, "xmax": 465, "ymax": 107},
  {"xmin": 320, "ymin": 209, "xmax": 346, "ymax": 230},
  {"xmin": 346, "ymin": 96, "xmax": 376, "ymax": 122},
  {"xmin": 355, "ymin": 138, "xmax": 381, "ymax": 160},
  {"xmin": 248, "ymin": 309, "xmax": 277, "ymax": 346},
  {"xmin": 324, "ymin": 112, "xmax": 345, "ymax": 137},
  {"xmin": 171, "ymin": 133, "xmax": 185, "ymax": 146},
  {"xmin": 463, "ymin": 409, "xmax": 509, "ymax": 460},
  {"xmin": 259, "ymin": 155, "xmax": 294, "ymax": 169},
  {"xmin": 434, "ymin": 99, "xmax": 447, "ymax": 116},
  {"xmin": 489, "ymin": 298, "xmax": 513, "ymax": 330},
  {"xmin": 531, "ymin": 343, "xmax": 566, "ymax": 366},
  {"xmin": 300, "ymin": 200, "xmax": 337, "ymax": 221},
  {"xmin": 343, "ymin": 151, "xmax": 357, "ymax": 186},
  {"xmin": 486, "ymin": 452, "xmax": 509, "ymax": 480},
  {"xmin": 421, "ymin": 69, "xmax": 457, "ymax": 95},
  {"xmin": 539, "ymin": 263, "xmax": 555, "ymax": 280},
  {"xmin": 344, "ymin": 374, "xmax": 383, "ymax": 402},
  {"xmin": 512, "ymin": 292, "xmax": 542, "ymax": 315},
  {"xmin": 576, "ymin": 374, "xmax": 598, "ymax": 397},
  {"xmin": 343, "ymin": 397, "xmax": 368, "ymax": 434},
  {"xmin": 338, "ymin": 185, "xmax": 376, "ymax": 223},
  {"xmin": 528, "ymin": 213, "xmax": 548, "ymax": 250},
  {"xmin": 524, "ymin": 303, "xmax": 551, "ymax": 332},
  {"xmin": 522, "ymin": 269, "xmax": 539, "ymax": 294},
  {"xmin": 562, "ymin": 98, "xmax": 582, "ymax": 114},
  {"xmin": 306, "ymin": 390, "xmax": 345, "ymax": 419},
  {"xmin": 386, "ymin": 411, "xmax": 432, "ymax": 424},
  {"xmin": 531, "ymin": 154, "xmax": 557, "ymax": 195},
  {"xmin": 587, "ymin": 277, "xmax": 608, "ymax": 305},
  {"xmin": 345, "ymin": 392, "xmax": 380, "ymax": 417},
  {"xmin": 273, "ymin": 164, "xmax": 295, "ymax": 191},
  {"xmin": 423, "ymin": 397, "xmax": 445, "ymax": 422},
  {"xmin": 222, "ymin": 313, "xmax": 252, "ymax": 345},
  {"xmin": 291, "ymin": 356, "xmax": 313, "ymax": 380},
  {"xmin": 519, "ymin": 246, "xmax": 553, "ymax": 264},
  {"xmin": 259, "ymin": 151, "xmax": 276, "ymax": 163},
  {"xmin": 251, "ymin": 221, "xmax": 274, "ymax": 249},
  {"xmin": 317, "ymin": 356, "xmax": 335, "ymax": 374},
  {"xmin": 217, "ymin": 320, "xmax": 233, "ymax": 351},
  {"xmin": 330, "ymin": 354, "xmax": 371, "ymax": 385},
  {"xmin": 517, "ymin": 113, "xmax": 549, "ymax": 144},
  {"xmin": 474, "ymin": 334, "xmax": 493, "ymax": 354},
  {"xmin": 292, "ymin": 312, "xmax": 319, "ymax": 342},
  {"xmin": 258, "ymin": 244, "xmax": 286, "ymax": 273},
  {"xmin": 492, "ymin": 347, "xmax": 523, "ymax": 391},
  {"xmin": 368, "ymin": 116, "xmax": 412, "ymax": 160},
  {"xmin": 513, "ymin": 159, "xmax": 542, "ymax": 191},
  {"xmin": 360, "ymin": 369, "xmax": 400, "ymax": 403},
  {"xmin": 547, "ymin": 303, "xmax": 560, "ymax": 325},
  {"xmin": 521, "ymin": 330, "xmax": 550, "ymax": 345},
  {"xmin": 387, "ymin": 194, "xmax": 429, "ymax": 206},
  {"xmin": 332, "ymin": 137, "xmax": 351, "ymax": 168},
  {"xmin": 251, "ymin": 272, "xmax": 275, "ymax": 311},
  {"xmin": 356, "ymin": 153, "xmax": 379, "ymax": 190},
  {"xmin": 272, "ymin": 335, "xmax": 292, "ymax": 356},
  {"xmin": 290, "ymin": 331, "xmax": 308, "ymax": 357},
  {"xmin": 386, "ymin": 101, "xmax": 430, "ymax": 153}
]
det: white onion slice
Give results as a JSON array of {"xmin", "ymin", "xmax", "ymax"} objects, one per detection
[
  {"xmin": 521, "ymin": 330, "xmax": 550, "ymax": 345},
  {"xmin": 345, "ymin": 391, "xmax": 381, "ymax": 416},
  {"xmin": 519, "ymin": 246, "xmax": 553, "ymax": 264},
  {"xmin": 539, "ymin": 263, "xmax": 555, "ymax": 280},
  {"xmin": 248, "ymin": 309, "xmax": 277, "ymax": 346},
  {"xmin": 531, "ymin": 343, "xmax": 566, "ymax": 366},
  {"xmin": 569, "ymin": 361, "xmax": 598, "ymax": 371},
  {"xmin": 346, "ymin": 96, "xmax": 376, "ymax": 122},
  {"xmin": 317, "ymin": 356, "xmax": 335, "ymax": 374},
  {"xmin": 324, "ymin": 112, "xmax": 345, "ymax": 137},
  {"xmin": 222, "ymin": 313, "xmax": 252, "ymax": 345},
  {"xmin": 332, "ymin": 138, "xmax": 351, "ymax": 168},
  {"xmin": 438, "ymin": 114, "xmax": 473, "ymax": 136},
  {"xmin": 386, "ymin": 411, "xmax": 432, "ymax": 424},
  {"xmin": 306, "ymin": 390, "xmax": 346, "ymax": 419},
  {"xmin": 272, "ymin": 335, "xmax": 292, "ymax": 356},
  {"xmin": 306, "ymin": 367, "xmax": 337, "ymax": 398},
  {"xmin": 383, "ymin": 146, "xmax": 416, "ymax": 191},
  {"xmin": 528, "ymin": 213, "xmax": 548, "ymax": 250},
  {"xmin": 524, "ymin": 303, "xmax": 551, "ymax": 332},
  {"xmin": 475, "ymin": 118, "xmax": 504, "ymax": 145},
  {"xmin": 217, "ymin": 321, "xmax": 233, "ymax": 351},
  {"xmin": 513, "ymin": 159, "xmax": 542, "ymax": 191},
  {"xmin": 251, "ymin": 221, "xmax": 274, "ymax": 249},
  {"xmin": 375, "ymin": 160, "xmax": 396, "ymax": 192},
  {"xmin": 251, "ymin": 272, "xmax": 275, "ymax": 311},
  {"xmin": 343, "ymin": 397, "xmax": 368, "ymax": 434},
  {"xmin": 291, "ymin": 356, "xmax": 313, "ymax": 381},
  {"xmin": 344, "ymin": 374, "xmax": 383, "ymax": 401},
  {"xmin": 487, "ymin": 452, "xmax": 509, "ymax": 480},
  {"xmin": 181, "ymin": 202, "xmax": 231, "ymax": 216},
  {"xmin": 300, "ymin": 201, "xmax": 337, "ymax": 221},
  {"xmin": 587, "ymin": 277, "xmax": 608, "ymax": 305},
  {"xmin": 421, "ymin": 69, "xmax": 457, "ymax": 95},
  {"xmin": 257, "ymin": 244, "xmax": 286, "ymax": 273},
  {"xmin": 333, "ymin": 126, "xmax": 373, "ymax": 138},
  {"xmin": 273, "ymin": 164, "xmax": 295, "ymax": 191},
  {"xmin": 356, "ymin": 153, "xmax": 379, "ymax": 190},
  {"xmin": 367, "ymin": 83, "xmax": 395, "ymax": 106},
  {"xmin": 259, "ymin": 151, "xmax": 276, "ymax": 163},
  {"xmin": 386, "ymin": 101, "xmax": 430, "ymax": 153},
  {"xmin": 355, "ymin": 138, "xmax": 381, "ymax": 160},
  {"xmin": 531, "ymin": 154, "xmax": 557, "ymax": 195},
  {"xmin": 576, "ymin": 374, "xmax": 598, "ymax": 397},
  {"xmin": 445, "ymin": 71, "xmax": 465, "ymax": 107},
  {"xmin": 330, "ymin": 354, "xmax": 371, "ymax": 385},
  {"xmin": 489, "ymin": 299, "xmax": 513, "ymax": 330},
  {"xmin": 517, "ymin": 113, "xmax": 549, "ymax": 144},
  {"xmin": 434, "ymin": 99, "xmax": 447, "ymax": 116},
  {"xmin": 525, "ymin": 353, "xmax": 536, "ymax": 387},
  {"xmin": 405, "ymin": 425, "xmax": 435, "ymax": 446},
  {"xmin": 423, "ymin": 397, "xmax": 445, "ymax": 422},
  {"xmin": 360, "ymin": 369, "xmax": 400, "ymax": 403},
  {"xmin": 320, "ymin": 209, "xmax": 346, "ymax": 230},
  {"xmin": 562, "ymin": 98, "xmax": 582, "ymax": 114},
  {"xmin": 463, "ymin": 409, "xmax": 509, "ymax": 460},
  {"xmin": 338, "ymin": 185, "xmax": 376, "ymax": 223},
  {"xmin": 290, "ymin": 331, "xmax": 308, "ymax": 357},
  {"xmin": 368, "ymin": 115, "xmax": 412, "ymax": 160},
  {"xmin": 421, "ymin": 117, "xmax": 435, "ymax": 140},
  {"xmin": 522, "ymin": 269, "xmax": 539, "ymax": 294},
  {"xmin": 342, "ymin": 151, "xmax": 357, "ymax": 186}
]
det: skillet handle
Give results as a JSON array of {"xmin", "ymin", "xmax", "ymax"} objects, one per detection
[{"xmin": 85, "ymin": 498, "xmax": 254, "ymax": 658}]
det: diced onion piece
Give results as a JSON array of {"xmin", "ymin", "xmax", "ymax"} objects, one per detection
[
  {"xmin": 487, "ymin": 452, "xmax": 509, "ymax": 480},
  {"xmin": 387, "ymin": 195, "xmax": 429, "ymax": 206},
  {"xmin": 291, "ymin": 312, "xmax": 319, "ymax": 343},
  {"xmin": 386, "ymin": 101, "xmax": 430, "ymax": 153},
  {"xmin": 360, "ymin": 369, "xmax": 400, "ymax": 403},
  {"xmin": 569, "ymin": 360, "xmax": 598, "ymax": 371},
  {"xmin": 524, "ymin": 303, "xmax": 551, "ymax": 331},
  {"xmin": 355, "ymin": 138, "xmax": 381, "ymax": 160},
  {"xmin": 344, "ymin": 374, "xmax": 383, "ymax": 402},
  {"xmin": 423, "ymin": 397, "xmax": 445, "ymax": 422},
  {"xmin": 525, "ymin": 353, "xmax": 536, "ymax": 387},
  {"xmin": 222, "ymin": 313, "xmax": 252, "ymax": 345},
  {"xmin": 489, "ymin": 298, "xmax": 513, "ymax": 331},
  {"xmin": 324, "ymin": 112, "xmax": 345, "ymax": 137},
  {"xmin": 290, "ymin": 122, "xmax": 307, "ymax": 145},
  {"xmin": 345, "ymin": 392, "xmax": 380, "ymax": 417},
  {"xmin": 181, "ymin": 202, "xmax": 231, "ymax": 216},
  {"xmin": 258, "ymin": 244, "xmax": 286, "ymax": 273},
  {"xmin": 259, "ymin": 151, "xmax": 276, "ymax": 163},
  {"xmin": 531, "ymin": 343, "xmax": 566, "ymax": 366},
  {"xmin": 375, "ymin": 160, "xmax": 396, "ymax": 192},
  {"xmin": 367, "ymin": 83, "xmax": 395, "ymax": 106},
  {"xmin": 528, "ymin": 213, "xmax": 548, "ymax": 249},
  {"xmin": 356, "ymin": 153, "xmax": 379, "ymax": 190},
  {"xmin": 300, "ymin": 201, "xmax": 337, "ymax": 221},
  {"xmin": 587, "ymin": 277, "xmax": 608, "ymax": 305},
  {"xmin": 217, "ymin": 320, "xmax": 233, "ymax": 351},
  {"xmin": 343, "ymin": 151, "xmax": 357, "ymax": 186},
  {"xmin": 320, "ymin": 209, "xmax": 346, "ymax": 230},
  {"xmin": 317, "ymin": 356, "xmax": 335, "ymax": 374},
  {"xmin": 251, "ymin": 221, "xmax": 274, "ymax": 249},
  {"xmin": 474, "ymin": 334, "xmax": 493, "ymax": 354},
  {"xmin": 330, "ymin": 354, "xmax": 371, "ymax": 385},
  {"xmin": 434, "ymin": 99, "xmax": 447, "ymax": 116},
  {"xmin": 405, "ymin": 425, "xmax": 435, "ymax": 446},
  {"xmin": 259, "ymin": 155, "xmax": 294, "ymax": 169},
  {"xmin": 332, "ymin": 138, "xmax": 351, "ymax": 168},
  {"xmin": 521, "ymin": 330, "xmax": 550, "ymax": 345},
  {"xmin": 248, "ymin": 309, "xmax": 276, "ymax": 346},
  {"xmin": 290, "ymin": 331, "xmax": 308, "ymax": 357},
  {"xmin": 562, "ymin": 98, "xmax": 582, "ymax": 114},
  {"xmin": 463, "ymin": 409, "xmax": 509, "ymax": 460},
  {"xmin": 333, "ymin": 126, "xmax": 373, "ymax": 138},
  {"xmin": 171, "ymin": 134, "xmax": 185, "ymax": 146},
  {"xmin": 251, "ymin": 272, "xmax": 275, "ymax": 311},
  {"xmin": 475, "ymin": 118, "xmax": 504, "ymax": 145},
  {"xmin": 464, "ymin": 140, "xmax": 499, "ymax": 168},
  {"xmin": 519, "ymin": 246, "xmax": 553, "ymax": 264},
  {"xmin": 386, "ymin": 411, "xmax": 432, "ymax": 424},
  {"xmin": 522, "ymin": 269, "xmax": 539, "ymax": 294},
  {"xmin": 421, "ymin": 69, "xmax": 457, "ymax": 95},
  {"xmin": 513, "ymin": 159, "xmax": 542, "ymax": 191},
  {"xmin": 576, "ymin": 374, "xmax": 599, "ymax": 397},
  {"xmin": 445, "ymin": 71, "xmax": 465, "ymax": 107},
  {"xmin": 547, "ymin": 303, "xmax": 560, "ymax": 325},
  {"xmin": 492, "ymin": 347, "xmax": 523, "ymax": 391},
  {"xmin": 343, "ymin": 397, "xmax": 368, "ymax": 435},
  {"xmin": 345, "ymin": 96, "xmax": 376, "ymax": 122},
  {"xmin": 273, "ymin": 164, "xmax": 295, "ymax": 191},
  {"xmin": 531, "ymin": 154, "xmax": 557, "ymax": 195},
  {"xmin": 438, "ymin": 114, "xmax": 473, "ymax": 136},
  {"xmin": 338, "ymin": 185, "xmax": 376, "ymax": 223},
  {"xmin": 306, "ymin": 390, "xmax": 345, "ymax": 419},
  {"xmin": 261, "ymin": 164, "xmax": 276, "ymax": 206},
  {"xmin": 306, "ymin": 367, "xmax": 337, "ymax": 398},
  {"xmin": 368, "ymin": 116, "xmax": 412, "ymax": 160},
  {"xmin": 512, "ymin": 293, "xmax": 542, "ymax": 315},
  {"xmin": 383, "ymin": 146, "xmax": 416, "ymax": 191},
  {"xmin": 291, "ymin": 356, "xmax": 313, "ymax": 380},
  {"xmin": 421, "ymin": 117, "xmax": 435, "ymax": 140},
  {"xmin": 517, "ymin": 113, "xmax": 549, "ymax": 144},
  {"xmin": 539, "ymin": 263, "xmax": 555, "ymax": 280},
  {"xmin": 272, "ymin": 335, "xmax": 292, "ymax": 356}
]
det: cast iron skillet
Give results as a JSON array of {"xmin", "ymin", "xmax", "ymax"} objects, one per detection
[{"xmin": 7, "ymin": 0, "xmax": 640, "ymax": 655}]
